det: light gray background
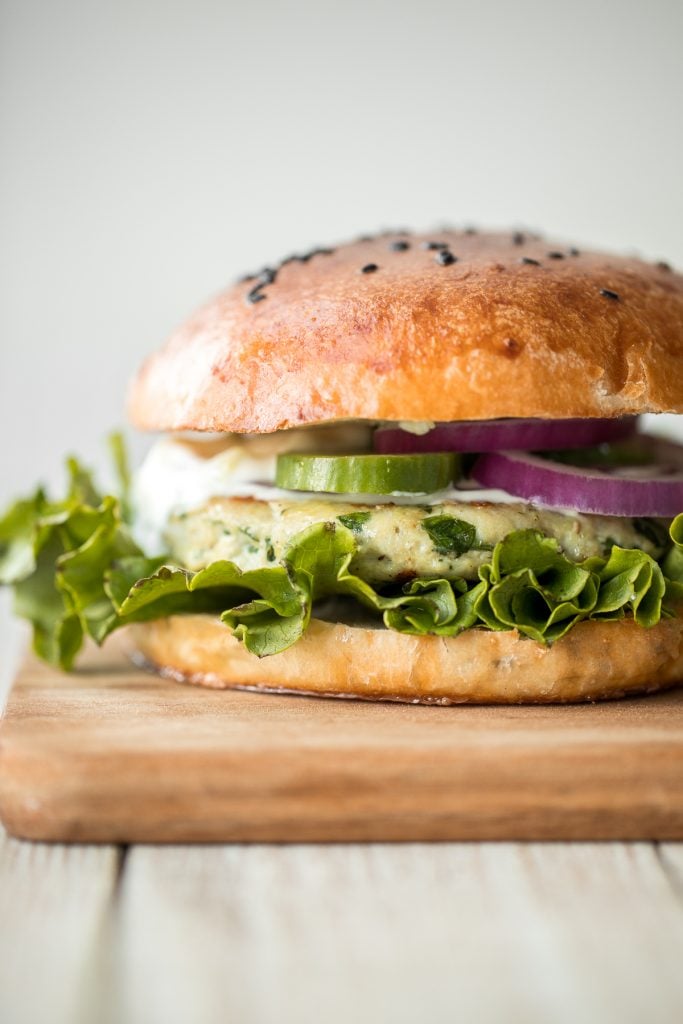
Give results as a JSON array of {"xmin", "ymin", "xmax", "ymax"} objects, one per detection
[{"xmin": 1, "ymin": 0, "xmax": 682, "ymax": 693}]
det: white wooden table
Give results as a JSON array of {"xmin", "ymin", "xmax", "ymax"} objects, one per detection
[{"xmin": 2, "ymin": 595, "xmax": 683, "ymax": 1024}]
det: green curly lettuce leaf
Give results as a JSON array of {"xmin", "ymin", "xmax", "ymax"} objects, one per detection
[
  {"xmin": 662, "ymin": 513, "xmax": 683, "ymax": 605},
  {"xmin": 0, "ymin": 489, "xmax": 48, "ymax": 585},
  {"xmin": 111, "ymin": 558, "xmax": 306, "ymax": 658},
  {"xmin": 382, "ymin": 577, "xmax": 486, "ymax": 636},
  {"xmin": 108, "ymin": 431, "xmax": 132, "ymax": 522},
  {"xmin": 474, "ymin": 530, "xmax": 668, "ymax": 642},
  {"xmin": 0, "ymin": 459, "xmax": 127, "ymax": 667},
  {"xmin": 1, "ymin": 453, "xmax": 681, "ymax": 668},
  {"xmin": 475, "ymin": 530, "xmax": 598, "ymax": 642},
  {"xmin": 13, "ymin": 528, "xmax": 84, "ymax": 668},
  {"xmin": 588, "ymin": 546, "xmax": 666, "ymax": 626},
  {"xmin": 0, "ymin": 458, "xmax": 100, "ymax": 586}
]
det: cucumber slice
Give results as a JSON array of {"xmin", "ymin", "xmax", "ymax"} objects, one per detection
[{"xmin": 275, "ymin": 452, "xmax": 459, "ymax": 494}]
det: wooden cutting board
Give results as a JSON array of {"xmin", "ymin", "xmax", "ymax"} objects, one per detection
[{"xmin": 1, "ymin": 638, "xmax": 682, "ymax": 842}]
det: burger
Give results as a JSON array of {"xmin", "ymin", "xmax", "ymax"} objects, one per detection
[{"xmin": 2, "ymin": 228, "xmax": 683, "ymax": 703}]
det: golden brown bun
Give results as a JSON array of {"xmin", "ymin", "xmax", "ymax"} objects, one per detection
[
  {"xmin": 128, "ymin": 230, "xmax": 683, "ymax": 433},
  {"xmin": 128, "ymin": 613, "xmax": 683, "ymax": 704}
]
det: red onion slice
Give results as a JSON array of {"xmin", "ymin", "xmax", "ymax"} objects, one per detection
[
  {"xmin": 471, "ymin": 439, "xmax": 683, "ymax": 516},
  {"xmin": 375, "ymin": 417, "xmax": 639, "ymax": 454}
]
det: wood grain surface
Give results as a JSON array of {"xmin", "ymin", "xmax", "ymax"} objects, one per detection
[
  {"xmin": 0, "ymin": 828, "xmax": 120, "ymax": 1024},
  {"xmin": 2, "ymin": 830, "xmax": 683, "ymax": 1024},
  {"xmin": 1, "ymin": 639, "xmax": 683, "ymax": 843},
  {"xmin": 112, "ymin": 842, "xmax": 683, "ymax": 1024}
]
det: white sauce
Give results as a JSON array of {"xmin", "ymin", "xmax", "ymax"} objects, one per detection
[{"xmin": 396, "ymin": 420, "xmax": 436, "ymax": 435}]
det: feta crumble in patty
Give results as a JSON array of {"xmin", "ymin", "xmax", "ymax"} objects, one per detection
[{"xmin": 165, "ymin": 497, "xmax": 666, "ymax": 584}]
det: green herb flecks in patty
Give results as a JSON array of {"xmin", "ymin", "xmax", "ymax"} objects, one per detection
[
  {"xmin": 421, "ymin": 515, "xmax": 491, "ymax": 557},
  {"xmin": 337, "ymin": 511, "xmax": 372, "ymax": 534}
]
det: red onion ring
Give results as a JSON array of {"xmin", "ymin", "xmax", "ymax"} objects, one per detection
[
  {"xmin": 471, "ymin": 438, "xmax": 683, "ymax": 516},
  {"xmin": 374, "ymin": 417, "xmax": 639, "ymax": 454}
]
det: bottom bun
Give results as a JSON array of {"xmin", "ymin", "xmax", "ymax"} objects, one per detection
[{"xmin": 127, "ymin": 613, "xmax": 683, "ymax": 704}]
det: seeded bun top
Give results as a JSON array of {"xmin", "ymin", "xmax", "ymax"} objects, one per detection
[{"xmin": 128, "ymin": 229, "xmax": 683, "ymax": 433}]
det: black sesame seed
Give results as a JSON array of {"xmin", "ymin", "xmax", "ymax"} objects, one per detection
[
  {"xmin": 435, "ymin": 250, "xmax": 457, "ymax": 265},
  {"xmin": 656, "ymin": 261, "xmax": 672, "ymax": 272},
  {"xmin": 237, "ymin": 273, "xmax": 257, "ymax": 283},
  {"xmin": 547, "ymin": 251, "xmax": 565, "ymax": 259},
  {"xmin": 600, "ymin": 288, "xmax": 620, "ymax": 301},
  {"xmin": 464, "ymin": 226, "xmax": 477, "ymax": 235},
  {"xmin": 520, "ymin": 257, "xmax": 541, "ymax": 266},
  {"xmin": 357, "ymin": 234, "xmax": 374, "ymax": 242},
  {"xmin": 361, "ymin": 263, "xmax": 379, "ymax": 274},
  {"xmin": 421, "ymin": 241, "xmax": 448, "ymax": 250},
  {"xmin": 243, "ymin": 265, "xmax": 278, "ymax": 304},
  {"xmin": 512, "ymin": 231, "xmax": 526, "ymax": 245},
  {"xmin": 569, "ymin": 247, "xmax": 580, "ymax": 256},
  {"xmin": 389, "ymin": 240, "xmax": 410, "ymax": 252}
]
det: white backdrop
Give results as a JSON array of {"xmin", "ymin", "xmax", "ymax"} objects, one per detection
[{"xmin": 1, "ymin": 0, "xmax": 682, "ymax": 692}]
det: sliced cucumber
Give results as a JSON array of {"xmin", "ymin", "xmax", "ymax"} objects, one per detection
[{"xmin": 275, "ymin": 452, "xmax": 459, "ymax": 494}]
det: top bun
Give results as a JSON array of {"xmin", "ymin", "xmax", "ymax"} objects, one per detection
[{"xmin": 128, "ymin": 229, "xmax": 683, "ymax": 433}]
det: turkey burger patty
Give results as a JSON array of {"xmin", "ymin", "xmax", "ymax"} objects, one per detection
[{"xmin": 165, "ymin": 494, "xmax": 664, "ymax": 583}]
